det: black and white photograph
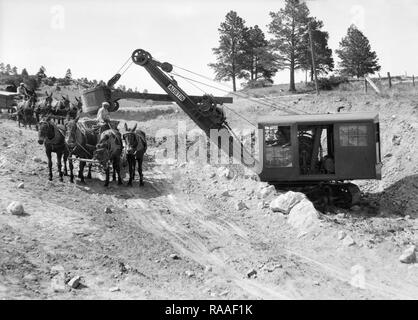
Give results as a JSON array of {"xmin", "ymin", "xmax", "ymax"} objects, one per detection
[{"xmin": 0, "ymin": 0, "xmax": 417, "ymax": 306}]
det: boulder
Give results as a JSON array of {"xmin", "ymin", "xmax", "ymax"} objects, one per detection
[
  {"xmin": 236, "ymin": 200, "xmax": 248, "ymax": 211},
  {"xmin": 184, "ymin": 270, "xmax": 195, "ymax": 278},
  {"xmin": 221, "ymin": 190, "xmax": 230, "ymax": 197},
  {"xmin": 287, "ymin": 199, "xmax": 320, "ymax": 235},
  {"xmin": 399, "ymin": 246, "xmax": 416, "ymax": 264},
  {"xmin": 51, "ymin": 275, "xmax": 66, "ymax": 293},
  {"xmin": 217, "ymin": 167, "xmax": 233, "ymax": 179},
  {"xmin": 342, "ymin": 235, "xmax": 356, "ymax": 247},
  {"xmin": 204, "ymin": 266, "xmax": 212, "ymax": 273},
  {"xmin": 337, "ymin": 231, "xmax": 346, "ymax": 240},
  {"xmin": 169, "ymin": 253, "xmax": 180, "ymax": 260},
  {"xmin": 392, "ymin": 135, "xmax": 401, "ymax": 146},
  {"xmin": 246, "ymin": 269, "xmax": 257, "ymax": 278},
  {"xmin": 17, "ymin": 183, "xmax": 24, "ymax": 189},
  {"xmin": 104, "ymin": 207, "xmax": 112, "ymax": 214},
  {"xmin": 257, "ymin": 185, "xmax": 276, "ymax": 199},
  {"xmin": 257, "ymin": 201, "xmax": 268, "ymax": 210},
  {"xmin": 33, "ymin": 157, "xmax": 42, "ymax": 163},
  {"xmin": 6, "ymin": 201, "xmax": 24, "ymax": 215},
  {"xmin": 67, "ymin": 276, "xmax": 81, "ymax": 289},
  {"xmin": 270, "ymin": 191, "xmax": 305, "ymax": 214}
]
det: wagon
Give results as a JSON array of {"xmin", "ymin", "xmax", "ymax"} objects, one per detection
[{"xmin": 0, "ymin": 90, "xmax": 19, "ymax": 112}]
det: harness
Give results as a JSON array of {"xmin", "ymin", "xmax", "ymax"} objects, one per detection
[
  {"xmin": 42, "ymin": 122, "xmax": 64, "ymax": 145},
  {"xmin": 69, "ymin": 123, "xmax": 95, "ymax": 157}
]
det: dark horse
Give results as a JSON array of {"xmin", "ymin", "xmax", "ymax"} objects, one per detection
[
  {"xmin": 94, "ymin": 129, "xmax": 124, "ymax": 187},
  {"xmin": 122, "ymin": 123, "xmax": 147, "ymax": 187},
  {"xmin": 64, "ymin": 117, "xmax": 96, "ymax": 184},
  {"xmin": 67, "ymin": 97, "xmax": 82, "ymax": 120},
  {"xmin": 51, "ymin": 95, "xmax": 71, "ymax": 124},
  {"xmin": 17, "ymin": 95, "xmax": 37, "ymax": 130},
  {"xmin": 34, "ymin": 91, "xmax": 53, "ymax": 123},
  {"xmin": 38, "ymin": 118, "xmax": 69, "ymax": 181}
]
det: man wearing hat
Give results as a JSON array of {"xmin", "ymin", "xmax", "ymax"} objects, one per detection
[
  {"xmin": 96, "ymin": 101, "xmax": 112, "ymax": 134},
  {"xmin": 17, "ymin": 83, "xmax": 30, "ymax": 99}
]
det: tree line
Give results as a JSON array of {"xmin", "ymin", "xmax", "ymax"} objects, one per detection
[
  {"xmin": 210, "ymin": 0, "xmax": 381, "ymax": 92},
  {"xmin": 0, "ymin": 63, "xmax": 144, "ymax": 94}
]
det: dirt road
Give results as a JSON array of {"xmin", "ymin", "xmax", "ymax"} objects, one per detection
[{"xmin": 1, "ymin": 118, "xmax": 418, "ymax": 300}]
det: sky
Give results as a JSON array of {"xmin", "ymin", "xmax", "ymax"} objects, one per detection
[{"xmin": 1, "ymin": 0, "xmax": 417, "ymax": 95}]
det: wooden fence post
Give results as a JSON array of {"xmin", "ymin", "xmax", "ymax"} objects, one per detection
[
  {"xmin": 387, "ymin": 72, "xmax": 392, "ymax": 88},
  {"xmin": 413, "ymin": 75, "xmax": 415, "ymax": 87},
  {"xmin": 364, "ymin": 78, "xmax": 368, "ymax": 93}
]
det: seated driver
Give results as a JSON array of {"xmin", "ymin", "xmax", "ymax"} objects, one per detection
[{"xmin": 94, "ymin": 102, "xmax": 113, "ymax": 134}]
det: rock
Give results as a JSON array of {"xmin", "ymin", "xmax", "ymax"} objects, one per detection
[
  {"xmin": 50, "ymin": 265, "xmax": 65, "ymax": 275},
  {"xmin": 169, "ymin": 253, "xmax": 180, "ymax": 260},
  {"xmin": 217, "ymin": 167, "xmax": 233, "ymax": 179},
  {"xmin": 104, "ymin": 207, "xmax": 112, "ymax": 214},
  {"xmin": 209, "ymin": 172, "xmax": 216, "ymax": 179},
  {"xmin": 33, "ymin": 157, "xmax": 42, "ymax": 163},
  {"xmin": 342, "ymin": 235, "xmax": 356, "ymax": 247},
  {"xmin": 399, "ymin": 246, "xmax": 416, "ymax": 264},
  {"xmin": 109, "ymin": 287, "xmax": 120, "ymax": 292},
  {"xmin": 219, "ymin": 290, "xmax": 229, "ymax": 296},
  {"xmin": 84, "ymin": 187, "xmax": 90, "ymax": 191},
  {"xmin": 67, "ymin": 276, "xmax": 81, "ymax": 289},
  {"xmin": 235, "ymin": 200, "xmax": 248, "ymax": 211},
  {"xmin": 257, "ymin": 185, "xmax": 276, "ymax": 199},
  {"xmin": 185, "ymin": 270, "xmax": 195, "ymax": 278},
  {"xmin": 23, "ymin": 274, "xmax": 37, "ymax": 282},
  {"xmin": 221, "ymin": 190, "xmax": 230, "ymax": 197},
  {"xmin": 6, "ymin": 201, "xmax": 24, "ymax": 215},
  {"xmin": 246, "ymin": 269, "xmax": 257, "ymax": 278},
  {"xmin": 51, "ymin": 276, "xmax": 67, "ymax": 293},
  {"xmin": 287, "ymin": 199, "xmax": 320, "ymax": 235},
  {"xmin": 351, "ymin": 205, "xmax": 361, "ymax": 212},
  {"xmin": 337, "ymin": 231, "xmax": 346, "ymax": 240},
  {"xmin": 257, "ymin": 201, "xmax": 268, "ymax": 210},
  {"xmin": 17, "ymin": 183, "xmax": 24, "ymax": 189},
  {"xmin": 392, "ymin": 135, "xmax": 401, "ymax": 146},
  {"xmin": 269, "ymin": 191, "xmax": 305, "ymax": 214},
  {"xmin": 204, "ymin": 266, "xmax": 212, "ymax": 273},
  {"xmin": 384, "ymin": 153, "xmax": 393, "ymax": 158}
]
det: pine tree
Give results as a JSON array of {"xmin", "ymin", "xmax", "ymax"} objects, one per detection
[
  {"xmin": 11, "ymin": 66, "xmax": 18, "ymax": 75},
  {"xmin": 209, "ymin": 10, "xmax": 248, "ymax": 92},
  {"xmin": 268, "ymin": 0, "xmax": 311, "ymax": 91},
  {"xmin": 241, "ymin": 25, "xmax": 278, "ymax": 82},
  {"xmin": 21, "ymin": 68, "xmax": 29, "ymax": 78},
  {"xmin": 37, "ymin": 66, "xmax": 47, "ymax": 78},
  {"xmin": 336, "ymin": 25, "xmax": 381, "ymax": 78},
  {"xmin": 65, "ymin": 68, "xmax": 72, "ymax": 80},
  {"xmin": 5, "ymin": 64, "xmax": 12, "ymax": 75},
  {"xmin": 300, "ymin": 18, "xmax": 334, "ymax": 81}
]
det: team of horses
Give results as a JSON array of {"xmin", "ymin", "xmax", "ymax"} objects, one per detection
[
  {"xmin": 37, "ymin": 117, "xmax": 147, "ymax": 187},
  {"xmin": 15, "ymin": 91, "xmax": 82, "ymax": 129},
  {"xmin": 13, "ymin": 91, "xmax": 147, "ymax": 187}
]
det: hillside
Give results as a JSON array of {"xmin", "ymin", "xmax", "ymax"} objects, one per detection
[{"xmin": 0, "ymin": 82, "xmax": 417, "ymax": 299}]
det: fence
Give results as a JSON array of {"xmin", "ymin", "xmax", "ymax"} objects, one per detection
[{"xmin": 347, "ymin": 73, "xmax": 416, "ymax": 94}]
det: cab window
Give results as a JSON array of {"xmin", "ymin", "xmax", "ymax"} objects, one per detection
[{"xmin": 264, "ymin": 126, "xmax": 292, "ymax": 167}]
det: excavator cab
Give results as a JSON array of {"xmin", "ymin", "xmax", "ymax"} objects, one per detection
[{"xmin": 258, "ymin": 112, "xmax": 382, "ymax": 184}]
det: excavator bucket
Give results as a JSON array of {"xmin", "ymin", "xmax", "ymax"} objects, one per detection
[{"xmin": 81, "ymin": 86, "xmax": 119, "ymax": 115}]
